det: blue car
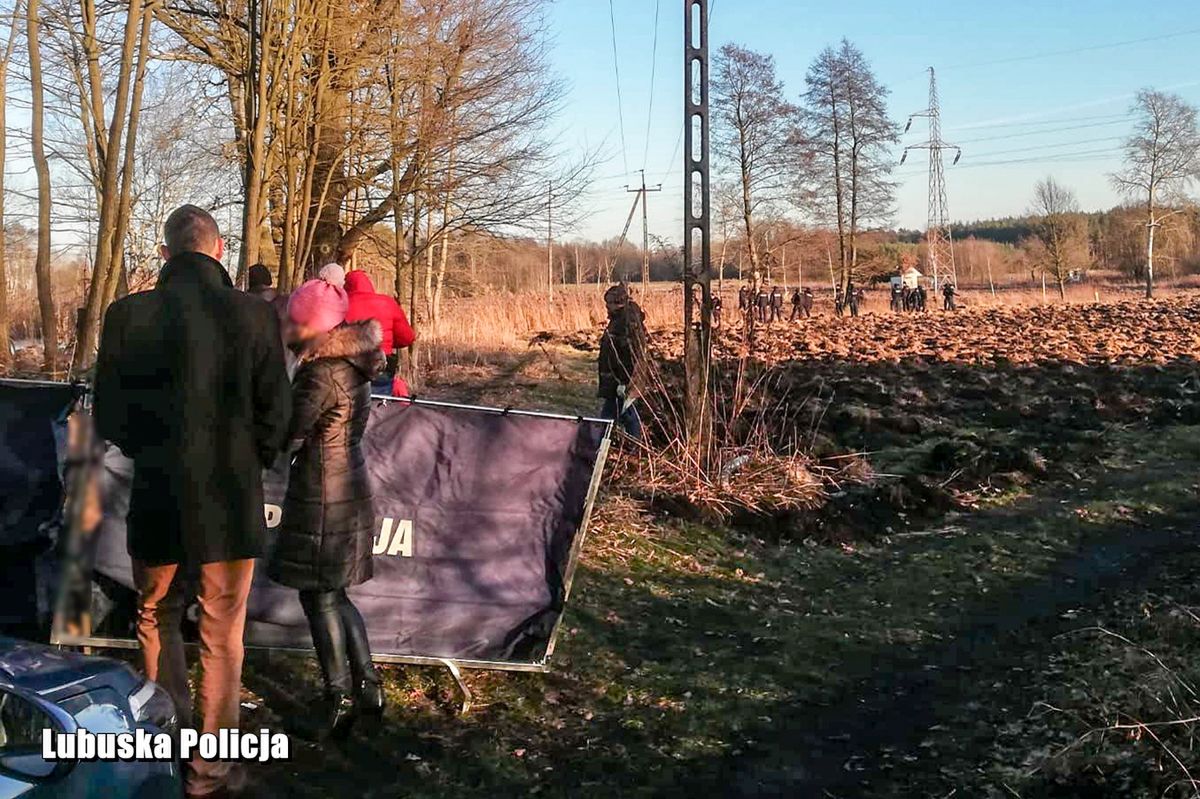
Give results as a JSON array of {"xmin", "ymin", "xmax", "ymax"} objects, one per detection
[{"xmin": 0, "ymin": 637, "xmax": 182, "ymax": 798}]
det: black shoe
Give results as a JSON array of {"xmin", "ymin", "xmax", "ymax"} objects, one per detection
[
  {"xmin": 293, "ymin": 692, "xmax": 355, "ymax": 743},
  {"xmin": 355, "ymin": 678, "xmax": 385, "ymax": 733},
  {"xmin": 328, "ymin": 692, "xmax": 357, "ymax": 740}
]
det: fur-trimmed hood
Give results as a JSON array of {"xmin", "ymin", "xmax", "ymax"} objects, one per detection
[{"xmin": 294, "ymin": 319, "xmax": 385, "ymax": 377}]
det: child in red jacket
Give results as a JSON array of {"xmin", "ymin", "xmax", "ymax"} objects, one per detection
[{"xmin": 343, "ymin": 271, "xmax": 416, "ymax": 395}]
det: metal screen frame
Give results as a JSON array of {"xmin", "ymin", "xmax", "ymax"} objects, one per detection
[{"xmin": 46, "ymin": 390, "xmax": 613, "ymax": 674}]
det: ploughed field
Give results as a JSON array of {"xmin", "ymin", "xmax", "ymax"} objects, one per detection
[{"xmin": 640, "ymin": 298, "xmax": 1200, "ymax": 539}]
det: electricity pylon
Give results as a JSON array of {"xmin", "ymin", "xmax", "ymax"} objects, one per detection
[{"xmin": 901, "ymin": 67, "xmax": 961, "ymax": 291}]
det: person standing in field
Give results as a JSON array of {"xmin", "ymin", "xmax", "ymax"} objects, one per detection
[
  {"xmin": 598, "ymin": 283, "xmax": 647, "ymax": 438},
  {"xmin": 770, "ymin": 284, "xmax": 784, "ymax": 323},
  {"xmin": 943, "ymin": 282, "xmax": 957, "ymax": 311},
  {"xmin": 268, "ymin": 278, "xmax": 386, "ymax": 741},
  {"xmin": 94, "ymin": 205, "xmax": 291, "ymax": 799},
  {"xmin": 343, "ymin": 270, "xmax": 415, "ymax": 396},
  {"xmin": 789, "ymin": 288, "xmax": 803, "ymax": 321}
]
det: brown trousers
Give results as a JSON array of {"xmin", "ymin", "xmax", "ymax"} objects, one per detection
[{"xmin": 133, "ymin": 559, "xmax": 255, "ymax": 797}]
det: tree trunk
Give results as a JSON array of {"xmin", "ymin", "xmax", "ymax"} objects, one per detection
[
  {"xmin": 1145, "ymin": 204, "xmax": 1156, "ymax": 300},
  {"xmin": 70, "ymin": 0, "xmax": 145, "ymax": 373},
  {"xmin": 101, "ymin": 4, "xmax": 153, "ymax": 311},
  {"xmin": 28, "ymin": 0, "xmax": 56, "ymax": 374},
  {"xmin": 0, "ymin": 6, "xmax": 17, "ymax": 370}
]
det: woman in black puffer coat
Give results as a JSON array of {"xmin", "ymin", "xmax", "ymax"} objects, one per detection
[{"xmin": 268, "ymin": 277, "xmax": 386, "ymax": 738}]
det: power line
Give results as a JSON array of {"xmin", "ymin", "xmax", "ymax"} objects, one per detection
[
  {"xmin": 944, "ymin": 27, "xmax": 1200, "ymax": 71},
  {"xmin": 968, "ymin": 135, "xmax": 1124, "ymax": 160},
  {"xmin": 642, "ymin": 0, "xmax": 661, "ymax": 171},
  {"xmin": 895, "ymin": 146, "xmax": 1123, "ymax": 177},
  {"xmin": 655, "ymin": 0, "xmax": 712, "ymax": 185},
  {"xmin": 660, "ymin": 121, "xmax": 684, "ymax": 185},
  {"xmin": 956, "ymin": 118, "xmax": 1131, "ymax": 145},
  {"xmin": 947, "ymin": 112, "xmax": 1131, "ymax": 133},
  {"xmin": 608, "ymin": 0, "xmax": 629, "ymax": 176}
]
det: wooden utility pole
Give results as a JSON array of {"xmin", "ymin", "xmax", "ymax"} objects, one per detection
[{"xmin": 627, "ymin": 169, "xmax": 662, "ymax": 293}]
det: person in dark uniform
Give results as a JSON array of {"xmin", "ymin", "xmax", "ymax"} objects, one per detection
[
  {"xmin": 846, "ymin": 280, "xmax": 860, "ymax": 318},
  {"xmin": 770, "ymin": 285, "xmax": 784, "ymax": 323},
  {"xmin": 789, "ymin": 288, "xmax": 803, "ymax": 321},
  {"xmin": 738, "ymin": 285, "xmax": 750, "ymax": 316},
  {"xmin": 834, "ymin": 286, "xmax": 845, "ymax": 317},
  {"xmin": 712, "ymin": 294, "xmax": 723, "ymax": 328},
  {"xmin": 598, "ymin": 283, "xmax": 647, "ymax": 438},
  {"xmin": 755, "ymin": 284, "xmax": 770, "ymax": 323},
  {"xmin": 942, "ymin": 282, "xmax": 957, "ymax": 311},
  {"xmin": 890, "ymin": 283, "xmax": 903, "ymax": 312},
  {"xmin": 916, "ymin": 284, "xmax": 928, "ymax": 312},
  {"xmin": 801, "ymin": 287, "xmax": 814, "ymax": 318}
]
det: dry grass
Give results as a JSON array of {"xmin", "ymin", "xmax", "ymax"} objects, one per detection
[{"xmin": 412, "ymin": 276, "xmax": 1200, "ymax": 375}]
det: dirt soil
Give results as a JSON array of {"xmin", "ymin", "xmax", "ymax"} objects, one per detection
[{"xmin": 232, "ymin": 297, "xmax": 1200, "ymax": 798}]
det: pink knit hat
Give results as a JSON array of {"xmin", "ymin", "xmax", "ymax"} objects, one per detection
[{"xmin": 288, "ymin": 278, "xmax": 348, "ymax": 333}]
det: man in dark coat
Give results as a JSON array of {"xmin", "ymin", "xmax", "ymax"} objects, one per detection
[
  {"xmin": 598, "ymin": 284, "xmax": 647, "ymax": 438},
  {"xmin": 770, "ymin": 285, "xmax": 784, "ymax": 323},
  {"xmin": 755, "ymin": 284, "xmax": 770, "ymax": 323},
  {"xmin": 789, "ymin": 288, "xmax": 803, "ymax": 321},
  {"xmin": 801, "ymin": 287, "xmax": 814, "ymax": 318},
  {"xmin": 943, "ymin": 282, "xmax": 957, "ymax": 311},
  {"xmin": 737, "ymin": 285, "xmax": 750, "ymax": 316},
  {"xmin": 94, "ymin": 205, "xmax": 291, "ymax": 799}
]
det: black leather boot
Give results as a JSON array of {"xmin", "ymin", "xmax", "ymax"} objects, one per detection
[{"xmin": 326, "ymin": 692, "xmax": 357, "ymax": 740}]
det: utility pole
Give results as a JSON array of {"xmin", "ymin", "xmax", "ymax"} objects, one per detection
[
  {"xmin": 546, "ymin": 181, "xmax": 553, "ymax": 300},
  {"xmin": 901, "ymin": 67, "xmax": 961, "ymax": 293},
  {"xmin": 627, "ymin": 169, "xmax": 662, "ymax": 294},
  {"xmin": 683, "ymin": 0, "xmax": 712, "ymax": 451}
]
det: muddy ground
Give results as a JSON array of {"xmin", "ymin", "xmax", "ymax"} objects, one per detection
[{"xmin": 231, "ymin": 297, "xmax": 1200, "ymax": 797}]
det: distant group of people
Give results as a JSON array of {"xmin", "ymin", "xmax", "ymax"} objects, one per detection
[
  {"xmin": 888, "ymin": 282, "xmax": 958, "ymax": 313},
  {"xmin": 94, "ymin": 205, "xmax": 417, "ymax": 797},
  {"xmin": 735, "ymin": 283, "xmax": 820, "ymax": 323}
]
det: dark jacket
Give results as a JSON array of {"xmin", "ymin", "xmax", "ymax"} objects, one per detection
[
  {"xmin": 268, "ymin": 321, "xmax": 385, "ymax": 592},
  {"xmin": 248, "ymin": 285, "xmax": 289, "ymax": 327},
  {"xmin": 94, "ymin": 252, "xmax": 292, "ymax": 566},
  {"xmin": 597, "ymin": 301, "xmax": 647, "ymax": 400}
]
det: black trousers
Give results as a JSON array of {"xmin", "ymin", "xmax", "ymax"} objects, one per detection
[{"xmin": 298, "ymin": 588, "xmax": 377, "ymax": 695}]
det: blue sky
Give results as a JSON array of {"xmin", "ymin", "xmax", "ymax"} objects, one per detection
[{"xmin": 546, "ymin": 0, "xmax": 1200, "ymax": 243}]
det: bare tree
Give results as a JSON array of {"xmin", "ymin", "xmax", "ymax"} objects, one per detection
[
  {"xmin": 28, "ymin": 0, "xmax": 57, "ymax": 373},
  {"xmin": 711, "ymin": 43, "xmax": 796, "ymax": 288},
  {"xmin": 1029, "ymin": 177, "xmax": 1086, "ymax": 300},
  {"xmin": 0, "ymin": 2, "xmax": 19, "ymax": 369},
  {"xmin": 801, "ymin": 39, "xmax": 898, "ymax": 291},
  {"xmin": 1110, "ymin": 89, "xmax": 1200, "ymax": 298}
]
